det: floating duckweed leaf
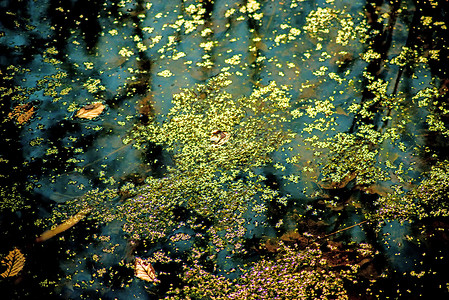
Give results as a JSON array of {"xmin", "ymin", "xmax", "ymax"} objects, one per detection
[
  {"xmin": 75, "ymin": 102, "xmax": 105, "ymax": 119},
  {"xmin": 36, "ymin": 207, "xmax": 92, "ymax": 242},
  {"xmin": 0, "ymin": 248, "xmax": 25, "ymax": 278},
  {"xmin": 134, "ymin": 257, "xmax": 157, "ymax": 282},
  {"xmin": 8, "ymin": 103, "xmax": 35, "ymax": 125}
]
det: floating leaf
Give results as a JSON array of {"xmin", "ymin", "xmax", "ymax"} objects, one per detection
[
  {"xmin": 210, "ymin": 130, "xmax": 230, "ymax": 146},
  {"xmin": 0, "ymin": 248, "xmax": 25, "ymax": 278},
  {"xmin": 75, "ymin": 102, "xmax": 105, "ymax": 119},
  {"xmin": 8, "ymin": 103, "xmax": 35, "ymax": 125},
  {"xmin": 36, "ymin": 207, "xmax": 92, "ymax": 242},
  {"xmin": 134, "ymin": 257, "xmax": 157, "ymax": 282}
]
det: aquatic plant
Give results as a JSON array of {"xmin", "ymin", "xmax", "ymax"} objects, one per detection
[
  {"xmin": 127, "ymin": 72, "xmax": 294, "ymax": 171},
  {"xmin": 60, "ymin": 72, "xmax": 295, "ymax": 256},
  {"xmin": 375, "ymin": 160, "xmax": 449, "ymax": 221},
  {"xmin": 166, "ymin": 239, "xmax": 375, "ymax": 300}
]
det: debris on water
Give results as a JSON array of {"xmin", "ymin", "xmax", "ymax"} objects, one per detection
[
  {"xmin": 210, "ymin": 130, "xmax": 230, "ymax": 146},
  {"xmin": 8, "ymin": 103, "xmax": 35, "ymax": 125},
  {"xmin": 75, "ymin": 102, "xmax": 105, "ymax": 119}
]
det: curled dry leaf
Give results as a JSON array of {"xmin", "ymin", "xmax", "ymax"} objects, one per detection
[
  {"xmin": 135, "ymin": 257, "xmax": 158, "ymax": 282},
  {"xmin": 75, "ymin": 102, "xmax": 105, "ymax": 119},
  {"xmin": 1, "ymin": 248, "xmax": 26, "ymax": 278},
  {"xmin": 8, "ymin": 103, "xmax": 35, "ymax": 125},
  {"xmin": 36, "ymin": 207, "xmax": 92, "ymax": 242},
  {"xmin": 210, "ymin": 130, "xmax": 230, "ymax": 146}
]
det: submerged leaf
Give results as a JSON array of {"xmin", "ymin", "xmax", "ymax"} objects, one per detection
[
  {"xmin": 134, "ymin": 257, "xmax": 157, "ymax": 282},
  {"xmin": 36, "ymin": 207, "xmax": 92, "ymax": 242},
  {"xmin": 75, "ymin": 102, "xmax": 105, "ymax": 119},
  {"xmin": 0, "ymin": 248, "xmax": 25, "ymax": 278},
  {"xmin": 8, "ymin": 103, "xmax": 35, "ymax": 125}
]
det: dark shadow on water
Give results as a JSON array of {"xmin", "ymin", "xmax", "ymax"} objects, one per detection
[{"xmin": 47, "ymin": 0, "xmax": 103, "ymax": 56}]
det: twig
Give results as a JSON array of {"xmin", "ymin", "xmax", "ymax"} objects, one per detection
[{"xmin": 316, "ymin": 220, "xmax": 369, "ymax": 241}]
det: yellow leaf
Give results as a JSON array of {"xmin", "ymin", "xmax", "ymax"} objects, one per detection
[
  {"xmin": 134, "ymin": 257, "xmax": 158, "ymax": 282},
  {"xmin": 1, "ymin": 248, "xmax": 25, "ymax": 278},
  {"xmin": 36, "ymin": 207, "xmax": 92, "ymax": 242},
  {"xmin": 75, "ymin": 102, "xmax": 105, "ymax": 119}
]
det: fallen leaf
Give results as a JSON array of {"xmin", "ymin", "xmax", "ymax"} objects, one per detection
[
  {"xmin": 135, "ymin": 257, "xmax": 157, "ymax": 282},
  {"xmin": 1, "ymin": 248, "xmax": 25, "ymax": 278},
  {"xmin": 264, "ymin": 238, "xmax": 279, "ymax": 253},
  {"xmin": 8, "ymin": 103, "xmax": 35, "ymax": 125},
  {"xmin": 318, "ymin": 173, "xmax": 357, "ymax": 189},
  {"xmin": 335, "ymin": 106, "xmax": 348, "ymax": 116},
  {"xmin": 210, "ymin": 130, "xmax": 230, "ymax": 146},
  {"xmin": 36, "ymin": 207, "xmax": 92, "ymax": 242},
  {"xmin": 75, "ymin": 102, "xmax": 105, "ymax": 119},
  {"xmin": 357, "ymin": 183, "xmax": 394, "ymax": 197}
]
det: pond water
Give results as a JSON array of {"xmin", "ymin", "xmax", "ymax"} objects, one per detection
[{"xmin": 1, "ymin": 0, "xmax": 449, "ymax": 299}]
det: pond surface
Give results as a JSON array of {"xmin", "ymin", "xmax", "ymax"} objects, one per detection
[{"xmin": 1, "ymin": 0, "xmax": 449, "ymax": 299}]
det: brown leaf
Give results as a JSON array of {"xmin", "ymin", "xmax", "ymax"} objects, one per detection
[
  {"xmin": 1, "ymin": 248, "xmax": 25, "ymax": 278},
  {"xmin": 264, "ymin": 238, "xmax": 280, "ymax": 253},
  {"xmin": 357, "ymin": 183, "xmax": 393, "ymax": 197},
  {"xmin": 210, "ymin": 130, "xmax": 230, "ymax": 146},
  {"xmin": 36, "ymin": 207, "xmax": 92, "ymax": 242},
  {"xmin": 335, "ymin": 106, "xmax": 348, "ymax": 116},
  {"xmin": 8, "ymin": 103, "xmax": 35, "ymax": 125},
  {"xmin": 134, "ymin": 257, "xmax": 158, "ymax": 282},
  {"xmin": 280, "ymin": 231, "xmax": 310, "ymax": 248},
  {"xmin": 318, "ymin": 173, "xmax": 357, "ymax": 190},
  {"xmin": 75, "ymin": 102, "xmax": 105, "ymax": 119}
]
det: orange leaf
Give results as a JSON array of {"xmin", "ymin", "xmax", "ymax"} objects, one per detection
[
  {"xmin": 135, "ymin": 257, "xmax": 158, "ymax": 282},
  {"xmin": 36, "ymin": 207, "xmax": 92, "ymax": 242},
  {"xmin": 1, "ymin": 248, "xmax": 25, "ymax": 278},
  {"xmin": 8, "ymin": 103, "xmax": 35, "ymax": 125},
  {"xmin": 75, "ymin": 102, "xmax": 105, "ymax": 119}
]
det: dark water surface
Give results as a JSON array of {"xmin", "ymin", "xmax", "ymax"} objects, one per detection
[{"xmin": 2, "ymin": 0, "xmax": 449, "ymax": 299}]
